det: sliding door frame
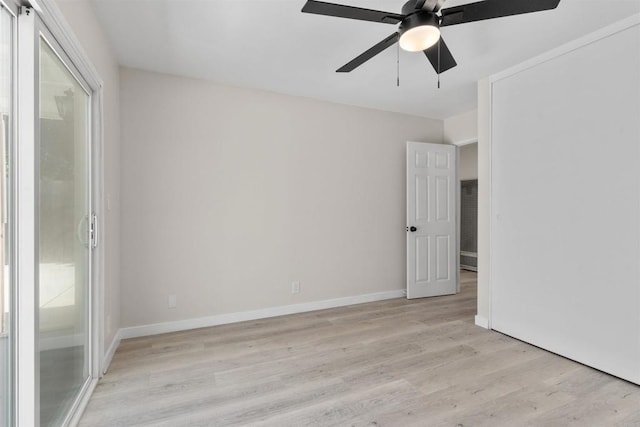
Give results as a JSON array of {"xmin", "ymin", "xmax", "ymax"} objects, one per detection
[
  {"xmin": 0, "ymin": 1, "xmax": 17, "ymax": 426},
  {"xmin": 38, "ymin": 21, "xmax": 94, "ymax": 427},
  {"xmin": 15, "ymin": 1, "xmax": 104, "ymax": 425},
  {"xmin": 16, "ymin": 5, "xmax": 37, "ymax": 426}
]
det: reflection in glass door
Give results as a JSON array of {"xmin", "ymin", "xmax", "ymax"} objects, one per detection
[
  {"xmin": 0, "ymin": 5, "xmax": 12, "ymax": 427},
  {"xmin": 38, "ymin": 37, "xmax": 91, "ymax": 427}
]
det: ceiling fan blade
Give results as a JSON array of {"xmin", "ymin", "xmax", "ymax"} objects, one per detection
[
  {"xmin": 302, "ymin": 0, "xmax": 405, "ymax": 24},
  {"xmin": 441, "ymin": 0, "xmax": 560, "ymax": 27},
  {"xmin": 337, "ymin": 33, "xmax": 399, "ymax": 73},
  {"xmin": 424, "ymin": 37, "xmax": 457, "ymax": 73}
]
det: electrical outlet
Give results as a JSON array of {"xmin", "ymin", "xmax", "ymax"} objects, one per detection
[
  {"xmin": 168, "ymin": 294, "xmax": 177, "ymax": 309},
  {"xmin": 291, "ymin": 281, "xmax": 300, "ymax": 294}
]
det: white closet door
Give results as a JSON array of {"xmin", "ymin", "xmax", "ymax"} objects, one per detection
[{"xmin": 490, "ymin": 20, "xmax": 640, "ymax": 384}]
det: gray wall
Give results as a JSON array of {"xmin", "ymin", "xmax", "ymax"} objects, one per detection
[
  {"xmin": 119, "ymin": 68, "xmax": 444, "ymax": 328},
  {"xmin": 443, "ymin": 109, "xmax": 478, "ymax": 179},
  {"xmin": 459, "ymin": 143, "xmax": 478, "ymax": 181}
]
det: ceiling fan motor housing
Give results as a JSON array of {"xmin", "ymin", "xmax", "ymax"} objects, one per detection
[{"xmin": 399, "ymin": 11, "xmax": 439, "ymax": 35}]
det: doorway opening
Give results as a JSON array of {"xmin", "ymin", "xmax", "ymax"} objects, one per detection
[
  {"xmin": 460, "ymin": 179, "xmax": 477, "ymax": 271},
  {"xmin": 458, "ymin": 141, "xmax": 478, "ymax": 272}
]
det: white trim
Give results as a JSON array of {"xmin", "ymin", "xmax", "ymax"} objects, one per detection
[
  {"xmin": 452, "ymin": 138, "xmax": 477, "ymax": 147},
  {"xmin": 460, "ymin": 251, "xmax": 477, "ymax": 258},
  {"xmin": 487, "ymin": 79, "xmax": 494, "ymax": 333},
  {"xmin": 476, "ymin": 75, "xmax": 493, "ymax": 337},
  {"xmin": 2, "ymin": 4, "xmax": 17, "ymax": 427},
  {"xmin": 456, "ymin": 144, "xmax": 461, "ymax": 293},
  {"xmin": 474, "ymin": 315, "xmax": 489, "ymax": 329},
  {"xmin": 120, "ymin": 290, "xmax": 406, "ymax": 339},
  {"xmin": 102, "ymin": 329, "xmax": 121, "ymax": 374},
  {"xmin": 93, "ymin": 88, "xmax": 105, "ymax": 378},
  {"xmin": 16, "ymin": 7, "xmax": 37, "ymax": 426}
]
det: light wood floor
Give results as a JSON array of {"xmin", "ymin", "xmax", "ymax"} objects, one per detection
[{"xmin": 80, "ymin": 272, "xmax": 640, "ymax": 426}]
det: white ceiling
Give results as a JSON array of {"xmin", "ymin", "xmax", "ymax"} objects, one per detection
[{"xmin": 89, "ymin": 0, "xmax": 640, "ymax": 119}]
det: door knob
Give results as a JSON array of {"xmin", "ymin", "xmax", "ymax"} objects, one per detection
[{"xmin": 409, "ymin": 226, "xmax": 417, "ymax": 232}]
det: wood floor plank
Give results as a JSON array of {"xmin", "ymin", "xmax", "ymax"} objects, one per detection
[
  {"xmin": 253, "ymin": 379, "xmax": 429, "ymax": 427},
  {"xmin": 80, "ymin": 272, "xmax": 640, "ymax": 426}
]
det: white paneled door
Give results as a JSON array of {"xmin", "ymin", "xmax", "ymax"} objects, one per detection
[{"xmin": 406, "ymin": 142, "xmax": 458, "ymax": 299}]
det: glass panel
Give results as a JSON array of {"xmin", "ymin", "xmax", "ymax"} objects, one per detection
[
  {"xmin": 0, "ymin": 6, "xmax": 12, "ymax": 427},
  {"xmin": 39, "ymin": 39, "xmax": 90, "ymax": 427}
]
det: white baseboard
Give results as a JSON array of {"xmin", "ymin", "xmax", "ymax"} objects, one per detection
[
  {"xmin": 120, "ymin": 289, "xmax": 406, "ymax": 340},
  {"xmin": 475, "ymin": 315, "xmax": 490, "ymax": 329},
  {"xmin": 102, "ymin": 329, "xmax": 122, "ymax": 374}
]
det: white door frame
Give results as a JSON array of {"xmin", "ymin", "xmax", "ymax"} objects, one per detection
[
  {"xmin": 16, "ymin": 6, "xmax": 38, "ymax": 426},
  {"xmin": 15, "ymin": 1, "xmax": 105, "ymax": 425},
  {"xmin": 0, "ymin": 5, "xmax": 17, "ymax": 426}
]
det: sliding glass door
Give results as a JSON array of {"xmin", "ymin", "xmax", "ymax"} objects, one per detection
[
  {"xmin": 38, "ymin": 33, "xmax": 92, "ymax": 427},
  {"xmin": 4, "ymin": 3, "xmax": 102, "ymax": 425}
]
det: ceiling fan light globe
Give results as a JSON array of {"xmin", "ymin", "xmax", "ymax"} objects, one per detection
[
  {"xmin": 398, "ymin": 12, "xmax": 441, "ymax": 52},
  {"xmin": 399, "ymin": 25, "xmax": 441, "ymax": 52}
]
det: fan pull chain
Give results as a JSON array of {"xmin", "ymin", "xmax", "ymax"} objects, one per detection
[
  {"xmin": 437, "ymin": 38, "xmax": 441, "ymax": 89},
  {"xmin": 397, "ymin": 41, "xmax": 400, "ymax": 87}
]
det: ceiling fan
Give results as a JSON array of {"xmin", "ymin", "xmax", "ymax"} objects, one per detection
[{"xmin": 301, "ymin": 0, "xmax": 561, "ymax": 76}]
